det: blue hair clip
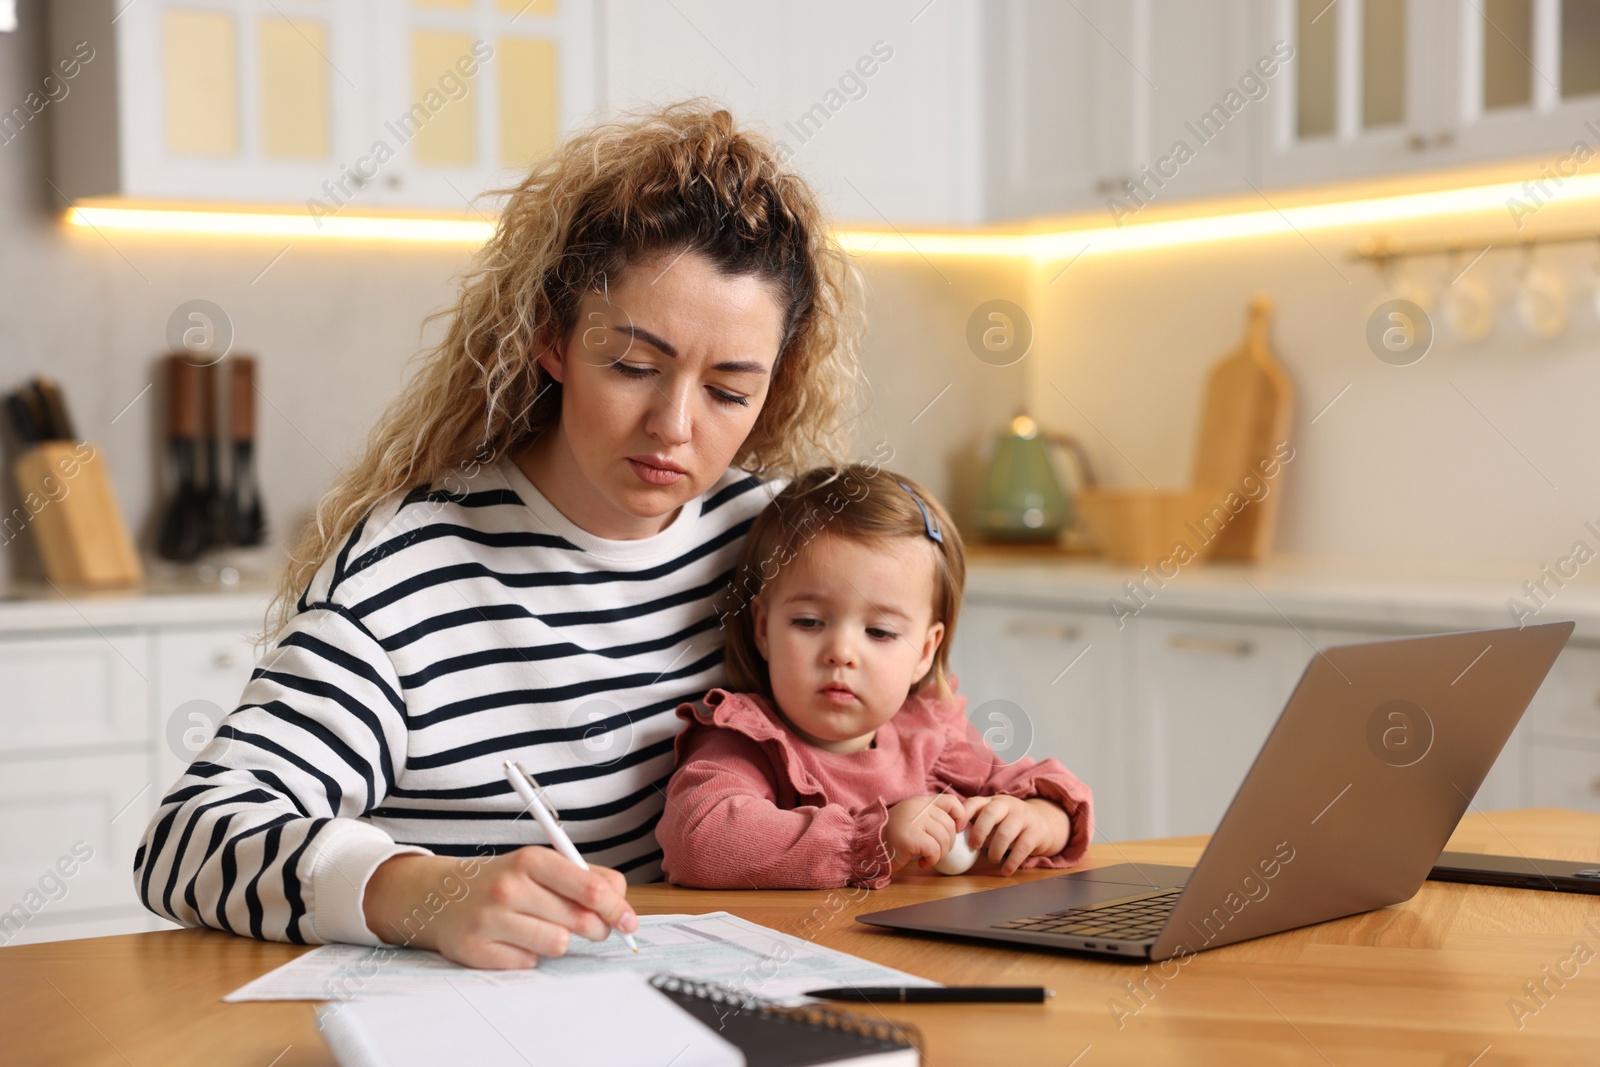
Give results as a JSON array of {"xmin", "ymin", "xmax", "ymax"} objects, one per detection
[{"xmin": 897, "ymin": 481, "xmax": 943, "ymax": 544}]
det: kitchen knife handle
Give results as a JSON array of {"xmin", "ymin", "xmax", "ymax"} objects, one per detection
[
  {"xmin": 198, "ymin": 362, "xmax": 220, "ymax": 438},
  {"xmin": 32, "ymin": 376, "xmax": 76, "ymax": 441},
  {"xmin": 230, "ymin": 356, "xmax": 256, "ymax": 442},
  {"xmin": 6, "ymin": 391, "xmax": 41, "ymax": 446},
  {"xmin": 168, "ymin": 356, "xmax": 201, "ymax": 439}
]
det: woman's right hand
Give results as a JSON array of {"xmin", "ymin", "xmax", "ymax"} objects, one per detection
[{"xmin": 363, "ymin": 848, "xmax": 639, "ymax": 969}]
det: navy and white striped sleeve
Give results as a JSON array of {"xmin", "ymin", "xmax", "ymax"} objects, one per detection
[{"xmin": 132, "ymin": 594, "xmax": 427, "ymax": 946}]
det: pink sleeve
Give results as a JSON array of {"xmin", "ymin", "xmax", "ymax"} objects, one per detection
[
  {"xmin": 930, "ymin": 710, "xmax": 1095, "ymax": 869},
  {"xmin": 659, "ymin": 725, "xmax": 893, "ymax": 890}
]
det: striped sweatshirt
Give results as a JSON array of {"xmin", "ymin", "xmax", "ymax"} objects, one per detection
[{"xmin": 133, "ymin": 458, "xmax": 779, "ymax": 946}]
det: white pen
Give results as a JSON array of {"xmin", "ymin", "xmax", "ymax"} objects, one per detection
[{"xmin": 503, "ymin": 760, "xmax": 639, "ymax": 953}]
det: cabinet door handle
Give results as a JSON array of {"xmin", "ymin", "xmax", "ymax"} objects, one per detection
[
  {"xmin": 1168, "ymin": 634, "xmax": 1254, "ymax": 657},
  {"xmin": 1590, "ymin": 775, "xmax": 1600, "ymax": 797},
  {"xmin": 1003, "ymin": 619, "xmax": 1082, "ymax": 643},
  {"xmin": 213, "ymin": 649, "xmax": 238, "ymax": 669}
]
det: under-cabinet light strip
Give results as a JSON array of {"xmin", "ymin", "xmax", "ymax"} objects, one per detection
[{"xmin": 62, "ymin": 171, "xmax": 1600, "ymax": 256}]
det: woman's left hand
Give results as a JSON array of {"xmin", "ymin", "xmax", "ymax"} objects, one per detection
[{"xmin": 961, "ymin": 795, "xmax": 1071, "ymax": 875}]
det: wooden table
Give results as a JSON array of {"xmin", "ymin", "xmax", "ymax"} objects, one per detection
[{"xmin": 4, "ymin": 808, "xmax": 1598, "ymax": 1066}]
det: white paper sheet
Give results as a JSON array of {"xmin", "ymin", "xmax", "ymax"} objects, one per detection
[
  {"xmin": 316, "ymin": 973, "xmax": 744, "ymax": 1067},
  {"xmin": 225, "ymin": 911, "xmax": 937, "ymax": 1004}
]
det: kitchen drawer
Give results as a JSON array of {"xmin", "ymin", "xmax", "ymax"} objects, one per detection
[
  {"xmin": 1520, "ymin": 740, "xmax": 1600, "ymax": 813},
  {"xmin": 0, "ymin": 752, "xmax": 157, "ymax": 944},
  {"xmin": 1520, "ymin": 645, "xmax": 1600, "ymax": 743},
  {"xmin": 1131, "ymin": 617, "xmax": 1311, "ymax": 838},
  {"xmin": 952, "ymin": 601, "xmax": 1133, "ymax": 841},
  {"xmin": 0, "ymin": 631, "xmax": 152, "ymax": 754},
  {"xmin": 154, "ymin": 626, "xmax": 262, "ymax": 792}
]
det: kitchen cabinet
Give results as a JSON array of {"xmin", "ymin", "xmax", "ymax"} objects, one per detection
[
  {"xmin": 604, "ymin": 0, "xmax": 984, "ymax": 225},
  {"xmin": 950, "ymin": 601, "xmax": 1135, "ymax": 841},
  {"xmin": 0, "ymin": 754, "xmax": 156, "ymax": 947},
  {"xmin": 1258, "ymin": 0, "xmax": 1600, "ymax": 188},
  {"xmin": 979, "ymin": 0, "xmax": 1123, "ymax": 221},
  {"xmin": 1522, "ymin": 740, "xmax": 1600, "ymax": 810},
  {"xmin": 360, "ymin": 0, "xmax": 598, "ymax": 210},
  {"xmin": 951, "ymin": 564, "xmax": 1600, "ymax": 847},
  {"xmin": 1129, "ymin": 616, "xmax": 1312, "ymax": 838},
  {"xmin": 0, "ymin": 631, "xmax": 151, "ymax": 753},
  {"xmin": 44, "ymin": 0, "xmax": 1600, "ymax": 223},
  {"xmin": 50, "ymin": 0, "xmax": 370, "ymax": 203},
  {"xmin": 0, "ymin": 588, "xmax": 268, "ymax": 946},
  {"xmin": 984, "ymin": 0, "xmax": 1264, "ymax": 222},
  {"xmin": 1518, "ymin": 643, "xmax": 1600, "ymax": 811},
  {"xmin": 154, "ymin": 625, "xmax": 264, "ymax": 795},
  {"xmin": 1255, "ymin": 0, "xmax": 1428, "ymax": 187},
  {"xmin": 48, "ymin": 0, "xmax": 596, "ymax": 210}
]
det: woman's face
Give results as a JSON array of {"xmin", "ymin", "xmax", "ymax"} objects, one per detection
[{"xmin": 532, "ymin": 249, "xmax": 786, "ymax": 538}]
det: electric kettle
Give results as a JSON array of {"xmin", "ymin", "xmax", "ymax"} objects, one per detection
[{"xmin": 975, "ymin": 413, "xmax": 1097, "ymax": 541}]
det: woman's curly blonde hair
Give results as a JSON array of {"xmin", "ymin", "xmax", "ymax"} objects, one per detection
[{"xmin": 266, "ymin": 101, "xmax": 866, "ymax": 639}]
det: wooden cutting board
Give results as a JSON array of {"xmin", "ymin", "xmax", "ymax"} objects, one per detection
[{"xmin": 1189, "ymin": 296, "xmax": 1294, "ymax": 560}]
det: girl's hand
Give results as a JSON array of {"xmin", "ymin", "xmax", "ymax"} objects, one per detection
[
  {"xmin": 961, "ymin": 795, "xmax": 1071, "ymax": 875},
  {"xmin": 364, "ymin": 849, "xmax": 639, "ymax": 969},
  {"xmin": 884, "ymin": 793, "xmax": 970, "ymax": 872}
]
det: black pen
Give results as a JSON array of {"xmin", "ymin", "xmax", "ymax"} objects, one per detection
[{"xmin": 803, "ymin": 986, "xmax": 1053, "ymax": 1004}]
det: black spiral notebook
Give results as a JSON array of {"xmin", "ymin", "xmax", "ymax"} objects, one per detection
[{"xmin": 650, "ymin": 974, "xmax": 922, "ymax": 1067}]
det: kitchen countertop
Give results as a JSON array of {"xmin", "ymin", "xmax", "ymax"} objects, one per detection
[
  {"xmin": 0, "ymin": 576, "xmax": 275, "ymax": 634},
  {"xmin": 963, "ymin": 546, "xmax": 1600, "ymax": 641},
  {"xmin": 5, "ymin": 551, "xmax": 1595, "ymax": 642}
]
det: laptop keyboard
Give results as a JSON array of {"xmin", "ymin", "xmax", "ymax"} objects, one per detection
[{"xmin": 991, "ymin": 887, "xmax": 1183, "ymax": 941}]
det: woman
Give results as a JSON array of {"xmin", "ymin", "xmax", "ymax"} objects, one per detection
[{"xmin": 134, "ymin": 102, "xmax": 864, "ymax": 969}]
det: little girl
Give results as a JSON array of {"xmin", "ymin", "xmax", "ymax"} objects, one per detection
[{"xmin": 658, "ymin": 464, "xmax": 1093, "ymax": 889}]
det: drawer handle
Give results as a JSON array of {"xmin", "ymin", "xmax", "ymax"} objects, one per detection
[
  {"xmin": 1168, "ymin": 634, "xmax": 1254, "ymax": 657},
  {"xmin": 1003, "ymin": 620, "xmax": 1082, "ymax": 643},
  {"xmin": 213, "ymin": 649, "xmax": 238, "ymax": 668}
]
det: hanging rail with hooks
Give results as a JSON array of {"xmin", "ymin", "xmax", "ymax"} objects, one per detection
[{"xmin": 1350, "ymin": 229, "xmax": 1600, "ymax": 263}]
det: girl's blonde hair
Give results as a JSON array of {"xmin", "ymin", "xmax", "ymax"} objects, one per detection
[
  {"xmin": 719, "ymin": 464, "xmax": 967, "ymax": 702},
  {"xmin": 267, "ymin": 101, "xmax": 865, "ymax": 638}
]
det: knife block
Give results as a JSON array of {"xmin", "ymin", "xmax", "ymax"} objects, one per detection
[{"xmin": 11, "ymin": 441, "xmax": 143, "ymax": 587}]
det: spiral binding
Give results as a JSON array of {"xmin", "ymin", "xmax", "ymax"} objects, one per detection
[{"xmin": 648, "ymin": 973, "xmax": 923, "ymax": 1051}]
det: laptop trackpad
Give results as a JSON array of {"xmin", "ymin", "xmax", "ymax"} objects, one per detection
[{"xmin": 859, "ymin": 863, "xmax": 1194, "ymax": 931}]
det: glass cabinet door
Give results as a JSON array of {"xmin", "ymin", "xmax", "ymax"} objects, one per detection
[
  {"xmin": 108, "ymin": 0, "xmax": 369, "ymax": 203},
  {"xmin": 1263, "ymin": 0, "xmax": 1600, "ymax": 187},
  {"xmin": 1444, "ymin": 0, "xmax": 1600, "ymax": 165},
  {"xmin": 363, "ymin": 0, "xmax": 597, "ymax": 210},
  {"xmin": 1258, "ymin": 0, "xmax": 1432, "ymax": 187}
]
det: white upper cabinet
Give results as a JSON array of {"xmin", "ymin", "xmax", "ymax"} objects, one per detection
[
  {"xmin": 781, "ymin": 0, "xmax": 983, "ymax": 226},
  {"xmin": 51, "ymin": 0, "xmax": 371, "ymax": 203},
  {"xmin": 49, "ymin": 0, "xmax": 596, "ymax": 210},
  {"xmin": 45, "ymin": 0, "xmax": 1600, "ymax": 222},
  {"xmin": 1440, "ymin": 0, "xmax": 1600, "ymax": 167},
  {"xmin": 1255, "ymin": 0, "xmax": 1426, "ymax": 186},
  {"xmin": 602, "ymin": 0, "xmax": 984, "ymax": 226},
  {"xmin": 360, "ymin": 0, "xmax": 599, "ymax": 210},
  {"xmin": 981, "ymin": 0, "xmax": 1120, "ymax": 221},
  {"xmin": 985, "ymin": 0, "xmax": 1268, "ymax": 222},
  {"xmin": 1258, "ymin": 0, "xmax": 1600, "ymax": 188}
]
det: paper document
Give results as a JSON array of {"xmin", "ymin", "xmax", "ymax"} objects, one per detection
[
  {"xmin": 226, "ymin": 911, "xmax": 937, "ymax": 1004},
  {"xmin": 317, "ymin": 974, "xmax": 743, "ymax": 1067}
]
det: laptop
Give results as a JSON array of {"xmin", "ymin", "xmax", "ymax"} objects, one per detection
[{"xmin": 859, "ymin": 622, "xmax": 1575, "ymax": 963}]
